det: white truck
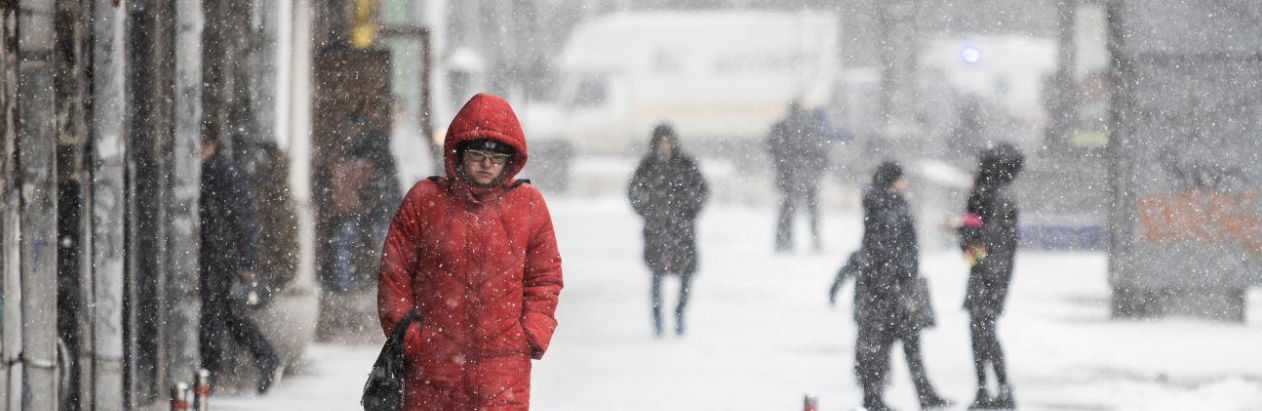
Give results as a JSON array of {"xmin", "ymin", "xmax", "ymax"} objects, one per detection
[{"xmin": 521, "ymin": 10, "xmax": 841, "ymax": 187}]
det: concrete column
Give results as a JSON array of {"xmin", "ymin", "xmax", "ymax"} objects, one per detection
[
  {"xmin": 249, "ymin": 0, "xmax": 277, "ymax": 145},
  {"xmin": 89, "ymin": 0, "xmax": 127, "ymax": 409},
  {"xmin": 0, "ymin": 4, "xmax": 21, "ymax": 410},
  {"xmin": 166, "ymin": 0, "xmax": 203, "ymax": 388},
  {"xmin": 17, "ymin": 0, "xmax": 60, "ymax": 409}
]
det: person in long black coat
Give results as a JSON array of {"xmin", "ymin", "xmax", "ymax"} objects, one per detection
[
  {"xmin": 628, "ymin": 124, "xmax": 709, "ymax": 337},
  {"xmin": 853, "ymin": 161, "xmax": 949, "ymax": 411},
  {"xmin": 199, "ymin": 136, "xmax": 283, "ymax": 393},
  {"xmin": 959, "ymin": 143, "xmax": 1024, "ymax": 410}
]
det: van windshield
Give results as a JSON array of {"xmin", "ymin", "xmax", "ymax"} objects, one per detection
[{"xmin": 568, "ymin": 77, "xmax": 608, "ymax": 109}]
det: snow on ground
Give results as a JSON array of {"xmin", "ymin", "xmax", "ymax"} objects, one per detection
[{"xmin": 217, "ymin": 195, "xmax": 1262, "ymax": 411}]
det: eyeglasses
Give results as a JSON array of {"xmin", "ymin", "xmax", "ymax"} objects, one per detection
[{"xmin": 463, "ymin": 149, "xmax": 511, "ymax": 165}]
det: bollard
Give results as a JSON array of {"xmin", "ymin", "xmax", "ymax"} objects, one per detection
[
  {"xmin": 803, "ymin": 394, "xmax": 818, "ymax": 411},
  {"xmin": 170, "ymin": 382, "xmax": 190, "ymax": 411},
  {"xmin": 194, "ymin": 369, "xmax": 211, "ymax": 411}
]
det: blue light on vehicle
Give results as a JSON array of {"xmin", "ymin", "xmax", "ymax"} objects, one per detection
[{"xmin": 960, "ymin": 45, "xmax": 981, "ymax": 65}]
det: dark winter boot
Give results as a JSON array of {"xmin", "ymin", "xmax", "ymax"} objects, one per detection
[
  {"xmin": 256, "ymin": 355, "xmax": 285, "ymax": 394},
  {"xmin": 862, "ymin": 381, "xmax": 895, "ymax": 411},
  {"xmin": 991, "ymin": 384, "xmax": 1015, "ymax": 410},
  {"xmin": 675, "ymin": 312, "xmax": 686, "ymax": 336},
  {"xmin": 918, "ymin": 392, "xmax": 952, "ymax": 410},
  {"xmin": 967, "ymin": 387, "xmax": 993, "ymax": 410},
  {"xmin": 862, "ymin": 398, "xmax": 896, "ymax": 411},
  {"xmin": 910, "ymin": 364, "xmax": 949, "ymax": 409}
]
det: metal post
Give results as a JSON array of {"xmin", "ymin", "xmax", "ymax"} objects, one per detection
[
  {"xmin": 803, "ymin": 395, "xmax": 818, "ymax": 411},
  {"xmin": 168, "ymin": 382, "xmax": 188, "ymax": 411},
  {"xmin": 192, "ymin": 369, "xmax": 208, "ymax": 411},
  {"xmin": 90, "ymin": 0, "xmax": 128, "ymax": 409}
]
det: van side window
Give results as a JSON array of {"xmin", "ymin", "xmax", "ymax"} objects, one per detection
[{"xmin": 570, "ymin": 78, "xmax": 608, "ymax": 109}]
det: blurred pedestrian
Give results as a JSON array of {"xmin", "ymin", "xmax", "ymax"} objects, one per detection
[
  {"xmin": 958, "ymin": 143, "xmax": 1024, "ymax": 410},
  {"xmin": 767, "ymin": 101, "xmax": 828, "ymax": 252},
  {"xmin": 350, "ymin": 112, "xmax": 404, "ymax": 249},
  {"xmin": 325, "ymin": 112, "xmax": 402, "ymax": 292},
  {"xmin": 378, "ymin": 93, "xmax": 564, "ymax": 411},
  {"xmin": 628, "ymin": 123, "xmax": 709, "ymax": 337},
  {"xmin": 198, "ymin": 135, "xmax": 283, "ymax": 394},
  {"xmin": 250, "ymin": 141, "xmax": 299, "ymax": 299},
  {"xmin": 853, "ymin": 161, "xmax": 950, "ymax": 411}
]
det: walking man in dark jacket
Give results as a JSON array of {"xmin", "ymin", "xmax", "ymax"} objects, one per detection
[
  {"xmin": 767, "ymin": 101, "xmax": 828, "ymax": 252},
  {"xmin": 853, "ymin": 161, "xmax": 949, "ymax": 411},
  {"xmin": 199, "ymin": 136, "xmax": 282, "ymax": 394},
  {"xmin": 629, "ymin": 124, "xmax": 709, "ymax": 337},
  {"xmin": 959, "ymin": 143, "xmax": 1024, "ymax": 410}
]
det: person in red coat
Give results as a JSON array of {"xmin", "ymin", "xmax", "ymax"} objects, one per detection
[{"xmin": 377, "ymin": 93, "xmax": 564, "ymax": 411}]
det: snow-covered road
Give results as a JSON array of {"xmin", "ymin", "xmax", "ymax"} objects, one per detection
[{"xmin": 217, "ymin": 196, "xmax": 1262, "ymax": 411}]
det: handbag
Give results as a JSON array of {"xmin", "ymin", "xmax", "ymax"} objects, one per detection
[
  {"xmin": 362, "ymin": 310, "xmax": 423, "ymax": 411},
  {"xmin": 229, "ymin": 277, "xmax": 273, "ymax": 311},
  {"xmin": 901, "ymin": 277, "xmax": 936, "ymax": 329}
]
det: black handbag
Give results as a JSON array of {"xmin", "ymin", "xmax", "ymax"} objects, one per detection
[
  {"xmin": 901, "ymin": 277, "xmax": 936, "ymax": 329},
  {"xmin": 362, "ymin": 310, "xmax": 423, "ymax": 411}
]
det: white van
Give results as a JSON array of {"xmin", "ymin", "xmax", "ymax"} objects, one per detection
[{"xmin": 523, "ymin": 11, "xmax": 841, "ymax": 161}]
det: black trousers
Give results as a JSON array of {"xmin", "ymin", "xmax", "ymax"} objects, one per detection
[
  {"xmin": 969, "ymin": 313, "xmax": 1008, "ymax": 388},
  {"xmin": 200, "ymin": 281, "xmax": 279, "ymax": 375},
  {"xmin": 855, "ymin": 326, "xmax": 937, "ymax": 405},
  {"xmin": 651, "ymin": 271, "xmax": 694, "ymax": 333},
  {"xmin": 775, "ymin": 184, "xmax": 820, "ymax": 251}
]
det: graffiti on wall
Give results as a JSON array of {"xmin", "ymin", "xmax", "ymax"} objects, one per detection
[
  {"xmin": 1138, "ymin": 189, "xmax": 1262, "ymax": 253},
  {"xmin": 1138, "ymin": 146, "xmax": 1262, "ymax": 254}
]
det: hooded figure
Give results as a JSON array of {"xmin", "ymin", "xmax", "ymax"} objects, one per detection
[
  {"xmin": 628, "ymin": 123, "xmax": 709, "ymax": 336},
  {"xmin": 854, "ymin": 162, "xmax": 920, "ymax": 331},
  {"xmin": 377, "ymin": 93, "xmax": 564, "ymax": 411},
  {"xmin": 852, "ymin": 161, "xmax": 950, "ymax": 411},
  {"xmin": 959, "ymin": 142, "xmax": 1024, "ymax": 410}
]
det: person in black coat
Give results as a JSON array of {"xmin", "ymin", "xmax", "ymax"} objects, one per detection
[
  {"xmin": 628, "ymin": 124, "xmax": 709, "ymax": 337},
  {"xmin": 199, "ymin": 136, "xmax": 282, "ymax": 394},
  {"xmin": 959, "ymin": 143, "xmax": 1024, "ymax": 410},
  {"xmin": 853, "ymin": 161, "xmax": 949, "ymax": 411},
  {"xmin": 767, "ymin": 101, "xmax": 828, "ymax": 252}
]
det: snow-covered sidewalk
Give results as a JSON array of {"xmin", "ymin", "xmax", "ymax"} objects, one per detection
[{"xmin": 217, "ymin": 197, "xmax": 1262, "ymax": 411}]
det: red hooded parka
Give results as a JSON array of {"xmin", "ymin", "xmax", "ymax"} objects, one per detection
[{"xmin": 377, "ymin": 93, "xmax": 563, "ymax": 411}]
